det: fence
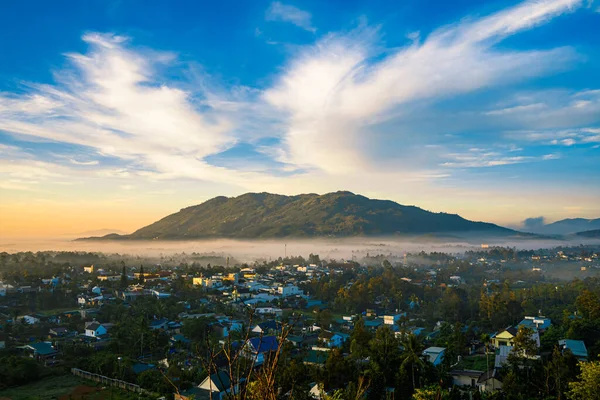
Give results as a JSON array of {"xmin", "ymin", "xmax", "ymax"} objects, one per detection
[{"xmin": 71, "ymin": 367, "xmax": 152, "ymax": 395}]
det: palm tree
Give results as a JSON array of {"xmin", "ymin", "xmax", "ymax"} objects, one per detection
[{"xmin": 400, "ymin": 333, "xmax": 425, "ymax": 390}]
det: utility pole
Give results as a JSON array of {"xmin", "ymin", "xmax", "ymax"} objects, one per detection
[{"xmin": 285, "ymin": 243, "xmax": 287, "ymax": 259}]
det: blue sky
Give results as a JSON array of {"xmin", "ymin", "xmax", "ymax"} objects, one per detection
[{"xmin": 0, "ymin": 0, "xmax": 599, "ymax": 236}]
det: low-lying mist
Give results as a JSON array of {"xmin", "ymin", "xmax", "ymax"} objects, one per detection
[{"xmin": 1, "ymin": 235, "xmax": 599, "ymax": 261}]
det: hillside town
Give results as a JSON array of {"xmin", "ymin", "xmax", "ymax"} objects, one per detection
[{"xmin": 0, "ymin": 245, "xmax": 599, "ymax": 399}]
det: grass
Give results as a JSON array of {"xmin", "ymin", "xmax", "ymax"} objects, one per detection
[
  {"xmin": 459, "ymin": 354, "xmax": 495, "ymax": 372},
  {"xmin": 0, "ymin": 374, "xmax": 83, "ymax": 400},
  {"xmin": 0, "ymin": 374, "xmax": 151, "ymax": 400}
]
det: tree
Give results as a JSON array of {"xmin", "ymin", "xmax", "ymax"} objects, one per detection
[
  {"xmin": 349, "ymin": 318, "xmax": 372, "ymax": 359},
  {"xmin": 412, "ymin": 385, "xmax": 448, "ymax": 400},
  {"xmin": 308, "ymin": 253, "xmax": 321, "ymax": 265},
  {"xmin": 575, "ymin": 290, "xmax": 600, "ymax": 320},
  {"xmin": 369, "ymin": 326, "xmax": 401, "ymax": 385},
  {"xmin": 481, "ymin": 333, "xmax": 491, "ymax": 387},
  {"xmin": 545, "ymin": 346, "xmax": 577, "ymax": 400},
  {"xmin": 568, "ymin": 359, "xmax": 600, "ymax": 400},
  {"xmin": 120, "ymin": 265, "xmax": 128, "ymax": 288},
  {"xmin": 137, "ymin": 369, "xmax": 173, "ymax": 395},
  {"xmin": 511, "ymin": 326, "xmax": 538, "ymax": 360},
  {"xmin": 139, "ymin": 265, "xmax": 145, "ymax": 284},
  {"xmin": 400, "ymin": 333, "xmax": 425, "ymax": 391}
]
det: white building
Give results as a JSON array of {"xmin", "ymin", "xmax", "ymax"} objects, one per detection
[
  {"xmin": 383, "ymin": 313, "xmax": 406, "ymax": 325},
  {"xmin": 277, "ymin": 285, "xmax": 302, "ymax": 297},
  {"xmin": 85, "ymin": 321, "xmax": 109, "ymax": 337},
  {"xmin": 22, "ymin": 315, "xmax": 41, "ymax": 325}
]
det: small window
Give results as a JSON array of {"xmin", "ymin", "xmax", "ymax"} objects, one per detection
[{"xmin": 471, "ymin": 379, "xmax": 476, "ymax": 387}]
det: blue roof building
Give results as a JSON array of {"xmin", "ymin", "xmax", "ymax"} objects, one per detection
[
  {"xmin": 517, "ymin": 316, "xmax": 551, "ymax": 331},
  {"xmin": 559, "ymin": 339, "xmax": 588, "ymax": 361},
  {"xmin": 132, "ymin": 363, "xmax": 156, "ymax": 375}
]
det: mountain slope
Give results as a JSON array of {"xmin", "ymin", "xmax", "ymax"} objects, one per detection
[
  {"xmin": 574, "ymin": 229, "xmax": 600, "ymax": 238},
  {"xmin": 527, "ymin": 218, "xmax": 600, "ymax": 235},
  {"xmin": 81, "ymin": 192, "xmax": 514, "ymax": 240}
]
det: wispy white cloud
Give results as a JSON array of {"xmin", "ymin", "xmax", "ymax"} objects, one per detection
[
  {"xmin": 266, "ymin": 2, "xmax": 316, "ymax": 33},
  {"xmin": 264, "ymin": 0, "xmax": 585, "ymax": 173},
  {"xmin": 543, "ymin": 153, "xmax": 561, "ymax": 160},
  {"xmin": 507, "ymin": 126, "xmax": 600, "ymax": 145},
  {"xmin": 484, "ymin": 103, "xmax": 547, "ymax": 115},
  {"xmin": 70, "ymin": 159, "xmax": 99, "ymax": 166}
]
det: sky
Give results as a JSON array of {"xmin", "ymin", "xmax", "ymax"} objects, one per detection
[{"xmin": 0, "ymin": 0, "xmax": 599, "ymax": 238}]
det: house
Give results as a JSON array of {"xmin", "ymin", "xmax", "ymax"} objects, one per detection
[
  {"xmin": 170, "ymin": 334, "xmax": 191, "ymax": 345},
  {"xmin": 198, "ymin": 371, "xmax": 238, "ymax": 400},
  {"xmin": 383, "ymin": 313, "xmax": 406, "ymax": 325},
  {"xmin": 477, "ymin": 369, "xmax": 503, "ymax": 393},
  {"xmin": 149, "ymin": 318, "xmax": 169, "ymax": 331},
  {"xmin": 303, "ymin": 349, "xmax": 329, "ymax": 367},
  {"xmin": 559, "ymin": 339, "xmax": 588, "ymax": 361},
  {"xmin": 150, "ymin": 290, "xmax": 171, "ymax": 299},
  {"xmin": 491, "ymin": 326, "xmax": 540, "ymax": 349},
  {"xmin": 211, "ymin": 323, "xmax": 229, "ymax": 338},
  {"xmin": 132, "ymin": 363, "xmax": 156, "ymax": 375},
  {"xmin": 49, "ymin": 327, "xmax": 68, "ymax": 337},
  {"xmin": 364, "ymin": 319, "xmax": 383, "ymax": 331},
  {"xmin": 518, "ymin": 316, "xmax": 551, "ymax": 332},
  {"xmin": 25, "ymin": 342, "xmax": 58, "ymax": 363},
  {"xmin": 494, "ymin": 345, "xmax": 513, "ymax": 368},
  {"xmin": 84, "ymin": 321, "xmax": 110, "ymax": 337},
  {"xmin": 167, "ymin": 321, "xmax": 182, "ymax": 334},
  {"xmin": 193, "ymin": 276, "xmax": 222, "ymax": 288},
  {"xmin": 450, "ymin": 370, "xmax": 484, "ymax": 388},
  {"xmin": 423, "ymin": 347, "xmax": 446, "ymax": 366},
  {"xmin": 97, "ymin": 274, "xmax": 121, "ymax": 281},
  {"xmin": 252, "ymin": 320, "xmax": 282, "ymax": 335},
  {"xmin": 232, "ymin": 287, "xmax": 251, "ymax": 300},
  {"xmin": 22, "ymin": 315, "xmax": 42, "ymax": 325},
  {"xmin": 277, "ymin": 285, "xmax": 303, "ymax": 297},
  {"xmin": 83, "ymin": 265, "xmax": 94, "ymax": 273},
  {"xmin": 254, "ymin": 307, "xmax": 283, "ymax": 317},
  {"xmin": 243, "ymin": 336, "xmax": 279, "ymax": 366},
  {"xmin": 319, "ymin": 331, "xmax": 343, "ymax": 348},
  {"xmin": 309, "ymin": 382, "xmax": 326, "ymax": 399},
  {"xmin": 490, "ymin": 326, "xmax": 517, "ymax": 348}
]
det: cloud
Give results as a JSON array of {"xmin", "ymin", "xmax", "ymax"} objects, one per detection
[
  {"xmin": 70, "ymin": 159, "xmax": 100, "ymax": 166},
  {"xmin": 0, "ymin": 32, "xmax": 276, "ymax": 188},
  {"xmin": 543, "ymin": 153, "xmax": 561, "ymax": 160},
  {"xmin": 266, "ymin": 2, "xmax": 316, "ymax": 33},
  {"xmin": 507, "ymin": 125, "xmax": 600, "ymax": 145},
  {"xmin": 264, "ymin": 0, "xmax": 585, "ymax": 173},
  {"xmin": 523, "ymin": 216, "xmax": 546, "ymax": 229},
  {"xmin": 484, "ymin": 103, "xmax": 547, "ymax": 115},
  {"xmin": 0, "ymin": 0, "xmax": 595, "ymax": 210}
]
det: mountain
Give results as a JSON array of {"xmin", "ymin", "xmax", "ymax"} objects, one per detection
[
  {"xmin": 77, "ymin": 229, "xmax": 128, "ymax": 236},
  {"xmin": 79, "ymin": 191, "xmax": 515, "ymax": 240},
  {"xmin": 575, "ymin": 229, "xmax": 600, "ymax": 238},
  {"xmin": 525, "ymin": 218, "xmax": 600, "ymax": 235}
]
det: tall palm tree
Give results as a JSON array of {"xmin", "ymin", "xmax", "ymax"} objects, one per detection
[{"xmin": 400, "ymin": 333, "xmax": 425, "ymax": 390}]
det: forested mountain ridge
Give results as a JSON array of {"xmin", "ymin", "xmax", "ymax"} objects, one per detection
[{"xmin": 79, "ymin": 191, "xmax": 513, "ymax": 240}]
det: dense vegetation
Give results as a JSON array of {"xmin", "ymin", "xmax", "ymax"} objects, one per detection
[{"xmin": 81, "ymin": 191, "xmax": 512, "ymax": 239}]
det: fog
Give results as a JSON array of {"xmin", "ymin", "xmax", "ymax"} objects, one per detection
[{"xmin": 1, "ymin": 235, "xmax": 599, "ymax": 261}]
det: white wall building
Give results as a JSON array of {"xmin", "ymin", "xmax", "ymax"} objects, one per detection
[{"xmin": 277, "ymin": 285, "xmax": 303, "ymax": 297}]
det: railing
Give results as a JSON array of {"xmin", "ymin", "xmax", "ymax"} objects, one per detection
[{"xmin": 71, "ymin": 367, "xmax": 152, "ymax": 395}]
